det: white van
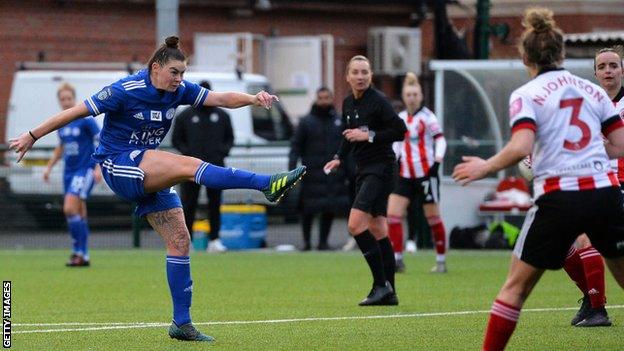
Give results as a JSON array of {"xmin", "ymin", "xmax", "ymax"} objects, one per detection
[
  {"xmin": 4, "ymin": 68, "xmax": 293, "ymax": 215},
  {"xmin": 7, "ymin": 69, "xmax": 293, "ymax": 148}
]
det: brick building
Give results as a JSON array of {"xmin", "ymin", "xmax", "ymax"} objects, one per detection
[{"xmin": 1, "ymin": 0, "xmax": 623, "ymax": 142}]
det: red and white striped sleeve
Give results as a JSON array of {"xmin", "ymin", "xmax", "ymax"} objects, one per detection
[{"xmin": 426, "ymin": 110, "xmax": 443, "ymax": 139}]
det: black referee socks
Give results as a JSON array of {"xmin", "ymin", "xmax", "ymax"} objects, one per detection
[
  {"xmin": 377, "ymin": 237, "xmax": 396, "ymax": 292},
  {"xmin": 354, "ymin": 230, "xmax": 387, "ymax": 287}
]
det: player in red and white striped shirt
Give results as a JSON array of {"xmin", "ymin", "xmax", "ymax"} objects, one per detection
[
  {"xmin": 453, "ymin": 8, "xmax": 624, "ymax": 350},
  {"xmin": 598, "ymin": 47, "xmax": 624, "ymax": 181},
  {"xmin": 561, "ymin": 47, "xmax": 624, "ymax": 327},
  {"xmin": 387, "ymin": 72, "xmax": 448, "ymax": 273}
]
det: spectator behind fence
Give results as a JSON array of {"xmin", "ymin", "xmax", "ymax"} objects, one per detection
[
  {"xmin": 172, "ymin": 81, "xmax": 234, "ymax": 253},
  {"xmin": 289, "ymin": 87, "xmax": 350, "ymax": 251},
  {"xmin": 43, "ymin": 82, "xmax": 101, "ymax": 267}
]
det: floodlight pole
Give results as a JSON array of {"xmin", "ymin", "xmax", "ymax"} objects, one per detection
[
  {"xmin": 474, "ymin": 0, "xmax": 509, "ymax": 59},
  {"xmin": 156, "ymin": 0, "xmax": 179, "ymax": 46},
  {"xmin": 474, "ymin": 0, "xmax": 490, "ymax": 59}
]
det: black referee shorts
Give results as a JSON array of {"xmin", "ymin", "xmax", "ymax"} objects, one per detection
[
  {"xmin": 514, "ymin": 186, "xmax": 624, "ymax": 270},
  {"xmin": 352, "ymin": 162, "xmax": 397, "ymax": 217}
]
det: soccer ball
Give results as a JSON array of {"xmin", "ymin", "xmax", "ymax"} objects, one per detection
[{"xmin": 518, "ymin": 155, "xmax": 533, "ymax": 181}]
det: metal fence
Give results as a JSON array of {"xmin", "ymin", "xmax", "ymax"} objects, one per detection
[
  {"xmin": 0, "ymin": 145, "xmax": 438, "ymax": 251},
  {"xmin": 0, "ymin": 145, "xmax": 356, "ymax": 250}
]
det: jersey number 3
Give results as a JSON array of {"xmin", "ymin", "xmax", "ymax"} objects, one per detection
[{"xmin": 560, "ymin": 97, "xmax": 590, "ymax": 151}]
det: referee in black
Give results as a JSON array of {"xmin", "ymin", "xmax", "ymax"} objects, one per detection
[{"xmin": 324, "ymin": 55, "xmax": 407, "ymax": 306}]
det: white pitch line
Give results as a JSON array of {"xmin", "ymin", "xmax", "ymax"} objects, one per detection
[
  {"xmin": 15, "ymin": 322, "xmax": 163, "ymax": 327},
  {"xmin": 14, "ymin": 305, "xmax": 624, "ymax": 335},
  {"xmin": 14, "ymin": 323, "xmax": 170, "ymax": 334}
]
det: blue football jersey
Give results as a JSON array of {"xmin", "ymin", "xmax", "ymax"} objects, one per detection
[
  {"xmin": 84, "ymin": 69, "xmax": 209, "ymax": 162},
  {"xmin": 58, "ymin": 117, "xmax": 100, "ymax": 171}
]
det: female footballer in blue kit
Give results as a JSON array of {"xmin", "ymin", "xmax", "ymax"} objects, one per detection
[
  {"xmin": 43, "ymin": 82, "xmax": 101, "ymax": 267},
  {"xmin": 10, "ymin": 36, "xmax": 305, "ymax": 342}
]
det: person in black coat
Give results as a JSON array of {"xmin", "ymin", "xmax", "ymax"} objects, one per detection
[
  {"xmin": 172, "ymin": 81, "xmax": 234, "ymax": 252},
  {"xmin": 289, "ymin": 87, "xmax": 350, "ymax": 251}
]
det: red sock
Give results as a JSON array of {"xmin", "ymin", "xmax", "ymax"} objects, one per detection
[
  {"xmin": 563, "ymin": 246, "xmax": 588, "ymax": 295},
  {"xmin": 387, "ymin": 216, "xmax": 403, "ymax": 254},
  {"xmin": 427, "ymin": 216, "xmax": 446, "ymax": 255},
  {"xmin": 579, "ymin": 246, "xmax": 606, "ymax": 308},
  {"xmin": 483, "ymin": 299, "xmax": 520, "ymax": 351}
]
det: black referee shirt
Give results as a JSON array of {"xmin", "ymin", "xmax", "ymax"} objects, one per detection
[{"xmin": 336, "ymin": 87, "xmax": 407, "ymax": 167}]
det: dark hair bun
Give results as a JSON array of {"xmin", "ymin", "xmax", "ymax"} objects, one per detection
[{"xmin": 164, "ymin": 36, "xmax": 180, "ymax": 49}]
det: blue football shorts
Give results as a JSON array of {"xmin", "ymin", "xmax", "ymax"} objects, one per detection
[
  {"xmin": 64, "ymin": 167, "xmax": 96, "ymax": 200},
  {"xmin": 99, "ymin": 150, "xmax": 182, "ymax": 217}
]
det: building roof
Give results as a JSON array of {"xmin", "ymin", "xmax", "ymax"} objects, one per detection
[{"xmin": 564, "ymin": 31, "xmax": 624, "ymax": 43}]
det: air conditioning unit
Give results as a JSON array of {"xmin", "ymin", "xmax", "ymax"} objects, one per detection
[{"xmin": 368, "ymin": 27, "xmax": 421, "ymax": 76}]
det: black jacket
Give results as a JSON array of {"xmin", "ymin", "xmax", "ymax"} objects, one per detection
[
  {"xmin": 336, "ymin": 87, "xmax": 407, "ymax": 167},
  {"xmin": 289, "ymin": 105, "xmax": 351, "ymax": 214},
  {"xmin": 172, "ymin": 106, "xmax": 234, "ymax": 165}
]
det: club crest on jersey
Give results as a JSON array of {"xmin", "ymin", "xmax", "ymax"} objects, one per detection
[
  {"xmin": 150, "ymin": 110, "xmax": 162, "ymax": 121},
  {"xmin": 594, "ymin": 161, "xmax": 604, "ymax": 171},
  {"xmin": 97, "ymin": 87, "xmax": 112, "ymax": 101},
  {"xmin": 133, "ymin": 112, "xmax": 144, "ymax": 120},
  {"xmin": 509, "ymin": 97, "xmax": 522, "ymax": 118},
  {"xmin": 620, "ymin": 109, "xmax": 624, "ymax": 120},
  {"xmin": 166, "ymin": 108, "xmax": 175, "ymax": 120}
]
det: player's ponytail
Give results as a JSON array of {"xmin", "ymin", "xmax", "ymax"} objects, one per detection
[
  {"xmin": 403, "ymin": 72, "xmax": 420, "ymax": 88},
  {"xmin": 164, "ymin": 36, "xmax": 180, "ymax": 49},
  {"xmin": 519, "ymin": 7, "xmax": 564, "ymax": 68},
  {"xmin": 148, "ymin": 35, "xmax": 186, "ymax": 73}
]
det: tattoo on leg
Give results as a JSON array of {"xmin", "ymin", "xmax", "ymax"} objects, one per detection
[{"xmin": 147, "ymin": 208, "xmax": 190, "ymax": 254}]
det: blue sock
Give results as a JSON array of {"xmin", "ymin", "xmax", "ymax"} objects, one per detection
[
  {"xmin": 166, "ymin": 255, "xmax": 192, "ymax": 326},
  {"xmin": 66, "ymin": 215, "xmax": 82, "ymax": 255},
  {"xmin": 80, "ymin": 218, "xmax": 90, "ymax": 260},
  {"xmin": 194, "ymin": 162, "xmax": 270, "ymax": 190}
]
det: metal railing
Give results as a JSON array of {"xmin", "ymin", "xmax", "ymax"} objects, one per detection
[{"xmin": 0, "ymin": 145, "xmax": 354, "ymax": 250}]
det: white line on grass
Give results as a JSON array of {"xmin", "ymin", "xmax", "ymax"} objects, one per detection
[{"xmin": 14, "ymin": 304, "xmax": 624, "ymax": 334}]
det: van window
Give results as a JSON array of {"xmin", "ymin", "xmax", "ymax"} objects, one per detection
[{"xmin": 247, "ymin": 84, "xmax": 293, "ymax": 141}]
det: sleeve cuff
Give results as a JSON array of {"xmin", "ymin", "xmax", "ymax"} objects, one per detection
[
  {"xmin": 84, "ymin": 97, "xmax": 101, "ymax": 116},
  {"xmin": 602, "ymin": 115, "xmax": 624, "ymax": 137},
  {"xmin": 511, "ymin": 117, "xmax": 537, "ymax": 134},
  {"xmin": 193, "ymin": 87, "xmax": 209, "ymax": 108}
]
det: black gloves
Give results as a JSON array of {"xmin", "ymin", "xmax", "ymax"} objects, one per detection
[{"xmin": 428, "ymin": 161, "xmax": 440, "ymax": 178}]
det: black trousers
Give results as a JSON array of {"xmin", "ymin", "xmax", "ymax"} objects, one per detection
[
  {"xmin": 180, "ymin": 181, "xmax": 222, "ymax": 240},
  {"xmin": 302, "ymin": 212, "xmax": 334, "ymax": 247}
]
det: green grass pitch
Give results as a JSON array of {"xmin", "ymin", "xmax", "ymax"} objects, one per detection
[{"xmin": 2, "ymin": 249, "xmax": 623, "ymax": 350}]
